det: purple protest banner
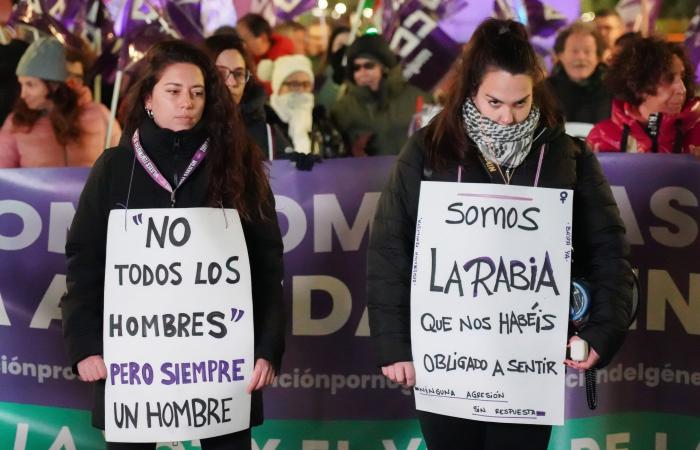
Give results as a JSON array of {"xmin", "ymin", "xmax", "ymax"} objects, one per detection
[
  {"xmin": 686, "ymin": 5, "xmax": 700, "ymax": 84},
  {"xmin": 1, "ymin": 154, "xmax": 699, "ymax": 430},
  {"xmin": 272, "ymin": 0, "xmax": 316, "ymax": 22}
]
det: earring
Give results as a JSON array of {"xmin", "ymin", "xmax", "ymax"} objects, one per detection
[{"xmin": 145, "ymin": 106, "xmax": 154, "ymax": 119}]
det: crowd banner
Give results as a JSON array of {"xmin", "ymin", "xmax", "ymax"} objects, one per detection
[
  {"xmin": 103, "ymin": 208, "xmax": 253, "ymax": 442},
  {"xmin": 1, "ymin": 154, "xmax": 699, "ymax": 449},
  {"xmin": 411, "ymin": 183, "xmax": 572, "ymax": 425}
]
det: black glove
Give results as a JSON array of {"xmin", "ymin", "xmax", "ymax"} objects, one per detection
[{"xmin": 289, "ymin": 152, "xmax": 322, "ymax": 171}]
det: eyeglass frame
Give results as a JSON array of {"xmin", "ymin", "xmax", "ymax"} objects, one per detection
[
  {"xmin": 216, "ymin": 66, "xmax": 251, "ymax": 84},
  {"xmin": 281, "ymin": 79, "xmax": 313, "ymax": 92}
]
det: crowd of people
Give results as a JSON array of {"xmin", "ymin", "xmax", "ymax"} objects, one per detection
[
  {"xmin": 0, "ymin": 9, "xmax": 698, "ymax": 170},
  {"xmin": 0, "ymin": 8, "xmax": 697, "ymax": 449}
]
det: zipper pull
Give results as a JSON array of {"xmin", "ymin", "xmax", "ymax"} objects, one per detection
[{"xmin": 170, "ymin": 190, "xmax": 176, "ymax": 207}]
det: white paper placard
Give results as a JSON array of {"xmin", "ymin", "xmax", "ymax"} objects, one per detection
[
  {"xmin": 411, "ymin": 182, "xmax": 573, "ymax": 425},
  {"xmin": 103, "ymin": 208, "xmax": 253, "ymax": 442}
]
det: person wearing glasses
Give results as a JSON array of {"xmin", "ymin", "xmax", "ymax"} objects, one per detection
[
  {"xmin": 259, "ymin": 54, "xmax": 345, "ymax": 165},
  {"xmin": 203, "ymin": 33, "xmax": 291, "ymax": 160},
  {"xmin": 331, "ymin": 33, "xmax": 428, "ymax": 156}
]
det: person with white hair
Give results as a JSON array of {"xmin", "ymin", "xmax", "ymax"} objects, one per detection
[{"xmin": 259, "ymin": 54, "xmax": 345, "ymax": 167}]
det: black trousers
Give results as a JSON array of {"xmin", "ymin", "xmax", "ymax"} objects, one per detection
[
  {"xmin": 418, "ymin": 411, "xmax": 552, "ymax": 450},
  {"xmin": 106, "ymin": 428, "xmax": 251, "ymax": 450}
]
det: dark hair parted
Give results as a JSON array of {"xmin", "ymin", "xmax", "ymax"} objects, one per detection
[
  {"xmin": 425, "ymin": 19, "xmax": 562, "ymax": 170},
  {"xmin": 553, "ymin": 22, "xmax": 606, "ymax": 59},
  {"xmin": 121, "ymin": 40, "xmax": 271, "ymax": 222},
  {"xmin": 238, "ymin": 13, "xmax": 272, "ymax": 39},
  {"xmin": 12, "ymin": 81, "xmax": 82, "ymax": 145},
  {"xmin": 606, "ymin": 37, "xmax": 696, "ymax": 107},
  {"xmin": 202, "ymin": 32, "xmax": 263, "ymax": 102}
]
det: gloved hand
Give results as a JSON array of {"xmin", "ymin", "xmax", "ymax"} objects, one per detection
[{"xmin": 289, "ymin": 152, "xmax": 322, "ymax": 171}]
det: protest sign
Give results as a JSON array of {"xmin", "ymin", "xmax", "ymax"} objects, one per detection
[
  {"xmin": 103, "ymin": 208, "xmax": 253, "ymax": 442},
  {"xmin": 411, "ymin": 182, "xmax": 572, "ymax": 425}
]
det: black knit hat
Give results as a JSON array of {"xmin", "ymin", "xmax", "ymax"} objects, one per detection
[{"xmin": 345, "ymin": 34, "xmax": 398, "ymax": 80}]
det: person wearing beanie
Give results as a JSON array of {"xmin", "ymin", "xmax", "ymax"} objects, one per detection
[
  {"xmin": 259, "ymin": 54, "xmax": 345, "ymax": 164},
  {"xmin": 331, "ymin": 33, "xmax": 429, "ymax": 156},
  {"xmin": 0, "ymin": 37, "xmax": 120, "ymax": 168}
]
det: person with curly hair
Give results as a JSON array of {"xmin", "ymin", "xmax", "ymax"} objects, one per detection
[
  {"xmin": 60, "ymin": 40, "xmax": 285, "ymax": 449},
  {"xmin": 0, "ymin": 37, "xmax": 121, "ymax": 167},
  {"xmin": 587, "ymin": 37, "xmax": 699, "ymax": 153}
]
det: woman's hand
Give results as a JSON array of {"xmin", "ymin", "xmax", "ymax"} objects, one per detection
[
  {"xmin": 381, "ymin": 361, "xmax": 416, "ymax": 387},
  {"xmin": 564, "ymin": 336, "xmax": 601, "ymax": 370},
  {"xmin": 77, "ymin": 355, "xmax": 107, "ymax": 382},
  {"xmin": 247, "ymin": 358, "xmax": 275, "ymax": 393}
]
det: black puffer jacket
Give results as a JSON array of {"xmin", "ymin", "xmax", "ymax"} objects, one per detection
[
  {"xmin": 60, "ymin": 118, "xmax": 285, "ymax": 429},
  {"xmin": 367, "ymin": 125, "xmax": 632, "ymax": 369},
  {"xmin": 240, "ymin": 81, "xmax": 292, "ymax": 159}
]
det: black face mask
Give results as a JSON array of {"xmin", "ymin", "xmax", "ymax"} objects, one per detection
[{"xmin": 330, "ymin": 46, "xmax": 347, "ymax": 85}]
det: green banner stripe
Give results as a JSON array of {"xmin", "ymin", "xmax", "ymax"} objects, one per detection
[{"xmin": 1, "ymin": 402, "xmax": 698, "ymax": 450}]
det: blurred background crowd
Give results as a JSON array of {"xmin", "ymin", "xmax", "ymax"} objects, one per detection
[{"xmin": 0, "ymin": 0, "xmax": 698, "ymax": 170}]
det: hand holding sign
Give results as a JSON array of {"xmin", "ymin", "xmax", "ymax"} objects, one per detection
[
  {"xmin": 77, "ymin": 355, "xmax": 107, "ymax": 382},
  {"xmin": 246, "ymin": 358, "xmax": 275, "ymax": 393},
  {"xmin": 382, "ymin": 361, "xmax": 416, "ymax": 387}
]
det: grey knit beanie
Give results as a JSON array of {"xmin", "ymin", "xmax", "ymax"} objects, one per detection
[{"xmin": 15, "ymin": 37, "xmax": 68, "ymax": 82}]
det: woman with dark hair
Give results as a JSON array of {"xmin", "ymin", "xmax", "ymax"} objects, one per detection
[
  {"xmin": 60, "ymin": 40, "xmax": 284, "ymax": 449},
  {"xmin": 0, "ymin": 37, "xmax": 120, "ymax": 167},
  {"xmin": 203, "ymin": 32, "xmax": 291, "ymax": 159},
  {"xmin": 367, "ymin": 18, "xmax": 632, "ymax": 449},
  {"xmin": 587, "ymin": 37, "xmax": 699, "ymax": 153}
]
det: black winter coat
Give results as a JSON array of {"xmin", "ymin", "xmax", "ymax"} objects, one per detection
[
  {"xmin": 60, "ymin": 118, "xmax": 285, "ymax": 429},
  {"xmin": 367, "ymin": 125, "xmax": 632, "ymax": 369},
  {"xmin": 546, "ymin": 64, "xmax": 612, "ymax": 124},
  {"xmin": 240, "ymin": 81, "xmax": 292, "ymax": 159}
]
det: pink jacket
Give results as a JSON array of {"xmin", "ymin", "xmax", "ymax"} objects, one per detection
[
  {"xmin": 587, "ymin": 98, "xmax": 700, "ymax": 154},
  {"xmin": 0, "ymin": 100, "xmax": 121, "ymax": 168}
]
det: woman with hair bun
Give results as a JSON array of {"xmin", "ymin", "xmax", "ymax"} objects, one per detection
[
  {"xmin": 367, "ymin": 18, "xmax": 632, "ymax": 449},
  {"xmin": 0, "ymin": 37, "xmax": 120, "ymax": 167}
]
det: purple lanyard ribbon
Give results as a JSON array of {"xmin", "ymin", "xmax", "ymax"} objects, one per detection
[{"xmin": 131, "ymin": 130, "xmax": 210, "ymax": 205}]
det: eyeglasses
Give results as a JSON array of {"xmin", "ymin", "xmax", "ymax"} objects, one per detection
[
  {"xmin": 216, "ymin": 66, "xmax": 251, "ymax": 84},
  {"xmin": 282, "ymin": 80, "xmax": 313, "ymax": 91},
  {"xmin": 352, "ymin": 61, "xmax": 378, "ymax": 72}
]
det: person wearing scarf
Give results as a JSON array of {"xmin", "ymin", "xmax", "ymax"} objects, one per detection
[{"xmin": 367, "ymin": 18, "xmax": 633, "ymax": 450}]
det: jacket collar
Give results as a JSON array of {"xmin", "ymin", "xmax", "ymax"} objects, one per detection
[
  {"xmin": 239, "ymin": 82, "xmax": 267, "ymax": 123},
  {"xmin": 136, "ymin": 117, "xmax": 208, "ymax": 159}
]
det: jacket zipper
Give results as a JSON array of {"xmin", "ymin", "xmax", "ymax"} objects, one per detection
[{"xmin": 171, "ymin": 137, "xmax": 180, "ymax": 207}]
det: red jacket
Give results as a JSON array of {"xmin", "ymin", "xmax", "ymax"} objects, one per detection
[{"xmin": 587, "ymin": 98, "xmax": 700, "ymax": 153}]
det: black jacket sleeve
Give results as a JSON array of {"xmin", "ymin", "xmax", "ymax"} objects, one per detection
[
  {"xmin": 366, "ymin": 134, "xmax": 425, "ymax": 366},
  {"xmin": 60, "ymin": 152, "xmax": 111, "ymax": 369},
  {"xmin": 571, "ymin": 141, "xmax": 633, "ymax": 367},
  {"xmin": 244, "ymin": 191, "xmax": 286, "ymax": 373}
]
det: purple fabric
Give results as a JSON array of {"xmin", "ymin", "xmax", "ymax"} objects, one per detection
[
  {"xmin": 165, "ymin": 0, "xmax": 205, "ymax": 41},
  {"xmin": 0, "ymin": 154, "xmax": 698, "ymax": 419},
  {"xmin": 8, "ymin": 0, "xmax": 85, "ymax": 49},
  {"xmin": 686, "ymin": 5, "xmax": 700, "ymax": 83},
  {"xmin": 272, "ymin": 0, "xmax": 317, "ymax": 22},
  {"xmin": 616, "ymin": 0, "xmax": 663, "ymax": 33}
]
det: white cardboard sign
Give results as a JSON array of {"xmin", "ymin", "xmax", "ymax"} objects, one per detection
[
  {"xmin": 103, "ymin": 208, "xmax": 253, "ymax": 442},
  {"xmin": 411, "ymin": 182, "xmax": 573, "ymax": 425}
]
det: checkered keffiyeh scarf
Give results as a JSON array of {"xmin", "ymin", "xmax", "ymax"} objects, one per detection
[{"xmin": 462, "ymin": 98, "xmax": 540, "ymax": 169}]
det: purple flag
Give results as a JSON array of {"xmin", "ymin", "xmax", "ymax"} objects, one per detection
[
  {"xmin": 383, "ymin": 0, "xmax": 463, "ymax": 91},
  {"xmin": 165, "ymin": 0, "xmax": 205, "ymax": 41},
  {"xmin": 246, "ymin": 0, "xmax": 316, "ymax": 25},
  {"xmin": 616, "ymin": 0, "xmax": 663, "ymax": 34},
  {"xmin": 41, "ymin": 0, "xmax": 86, "ymax": 32},
  {"xmin": 686, "ymin": 5, "xmax": 700, "ymax": 83},
  {"xmin": 8, "ymin": 0, "xmax": 86, "ymax": 50}
]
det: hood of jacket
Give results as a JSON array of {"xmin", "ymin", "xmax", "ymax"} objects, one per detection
[{"xmin": 239, "ymin": 81, "xmax": 267, "ymax": 125}]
